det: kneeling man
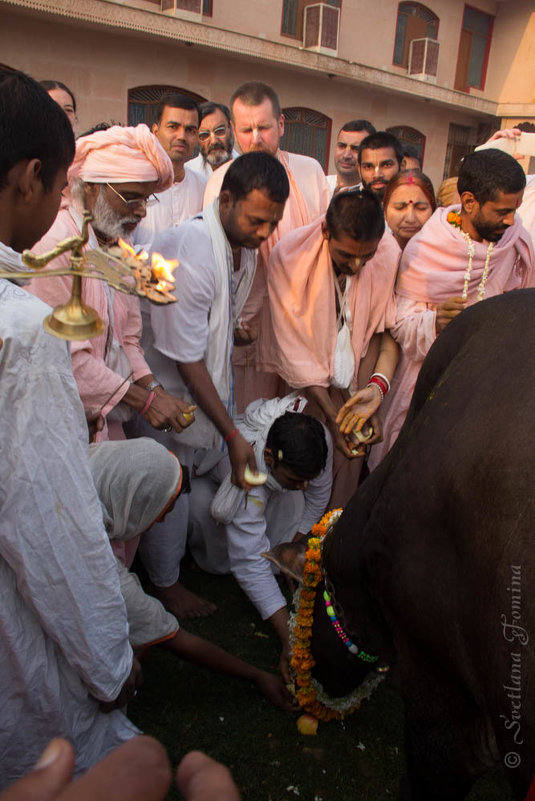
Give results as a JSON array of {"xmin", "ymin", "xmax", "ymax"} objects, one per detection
[{"xmin": 188, "ymin": 395, "xmax": 332, "ymax": 680}]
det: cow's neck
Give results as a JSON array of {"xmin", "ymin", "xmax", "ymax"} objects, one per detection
[{"xmin": 321, "ymin": 506, "xmax": 392, "ymax": 664}]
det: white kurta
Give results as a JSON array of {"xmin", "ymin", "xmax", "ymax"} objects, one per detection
[
  {"xmin": 142, "ymin": 208, "xmax": 256, "ymax": 450},
  {"xmin": 132, "ymin": 167, "xmax": 207, "ymax": 249},
  {"xmin": 186, "ymin": 149, "xmax": 240, "ymax": 181},
  {"xmin": 0, "ymin": 261, "xmax": 136, "ymax": 789},
  {"xmin": 137, "ymin": 208, "xmax": 256, "ymax": 587},
  {"xmin": 188, "ymin": 398, "xmax": 333, "ymax": 621}
]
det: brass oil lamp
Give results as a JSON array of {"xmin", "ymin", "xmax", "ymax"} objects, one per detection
[{"xmin": 0, "ymin": 211, "xmax": 178, "ymax": 341}]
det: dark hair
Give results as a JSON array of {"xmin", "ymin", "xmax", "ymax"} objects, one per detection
[
  {"xmin": 78, "ymin": 121, "xmax": 113, "ymax": 138},
  {"xmin": 1, "ymin": 69, "xmax": 75, "ymax": 191},
  {"xmin": 154, "ymin": 93, "xmax": 200, "ymax": 125},
  {"xmin": 325, "ymin": 188, "xmax": 385, "ymax": 242},
  {"xmin": 40, "ymin": 79, "xmax": 76, "ymax": 113},
  {"xmin": 458, "ymin": 148, "xmax": 526, "ymax": 205},
  {"xmin": 199, "ymin": 101, "xmax": 231, "ymax": 126},
  {"xmin": 382, "ymin": 169, "xmax": 436, "ymax": 213},
  {"xmin": 230, "ymin": 82, "xmax": 281, "ymax": 119},
  {"xmin": 339, "ymin": 119, "xmax": 375, "ymax": 137},
  {"xmin": 266, "ymin": 413, "xmax": 328, "ymax": 480},
  {"xmin": 358, "ymin": 131, "xmax": 403, "ymax": 166},
  {"xmin": 401, "ymin": 144, "xmax": 420, "ymax": 161},
  {"xmin": 221, "ymin": 152, "xmax": 289, "ymax": 204}
]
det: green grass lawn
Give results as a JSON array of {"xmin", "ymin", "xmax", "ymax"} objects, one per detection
[{"xmin": 128, "ymin": 566, "xmax": 514, "ymax": 801}]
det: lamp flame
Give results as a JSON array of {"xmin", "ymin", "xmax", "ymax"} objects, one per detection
[
  {"xmin": 152, "ymin": 252, "xmax": 178, "ymax": 285},
  {"xmin": 117, "ymin": 238, "xmax": 137, "ymax": 259}
]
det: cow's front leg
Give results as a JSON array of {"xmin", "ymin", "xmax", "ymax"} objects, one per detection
[{"xmin": 397, "ymin": 650, "xmax": 496, "ymax": 800}]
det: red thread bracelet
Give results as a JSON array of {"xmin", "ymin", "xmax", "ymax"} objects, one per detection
[
  {"xmin": 224, "ymin": 427, "xmax": 239, "ymax": 443},
  {"xmin": 140, "ymin": 390, "xmax": 155, "ymax": 416}
]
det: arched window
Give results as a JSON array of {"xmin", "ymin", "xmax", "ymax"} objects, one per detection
[
  {"xmin": 387, "ymin": 125, "xmax": 426, "ymax": 166},
  {"xmin": 127, "ymin": 85, "xmax": 206, "ymax": 128},
  {"xmin": 393, "ymin": 3, "xmax": 439, "ymax": 68},
  {"xmin": 280, "ymin": 107, "xmax": 331, "ymax": 171}
]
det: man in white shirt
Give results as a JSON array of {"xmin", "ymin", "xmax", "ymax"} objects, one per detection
[
  {"xmin": 326, "ymin": 119, "xmax": 375, "ymax": 196},
  {"xmin": 187, "ymin": 101, "xmax": 239, "ymax": 180},
  {"xmin": 188, "ymin": 396, "xmax": 332, "ymax": 681},
  {"xmin": 137, "ymin": 152, "xmax": 290, "ymax": 620},
  {"xmin": 203, "ymin": 82, "xmax": 331, "ymax": 411},
  {"xmin": 133, "ymin": 93, "xmax": 206, "ymax": 248},
  {"xmin": 0, "ymin": 67, "xmax": 138, "ymax": 788}
]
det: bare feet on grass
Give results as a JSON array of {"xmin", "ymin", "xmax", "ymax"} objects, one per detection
[{"xmin": 152, "ymin": 581, "xmax": 217, "ymax": 619}]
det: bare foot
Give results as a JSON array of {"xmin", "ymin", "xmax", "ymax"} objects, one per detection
[{"xmin": 151, "ymin": 581, "xmax": 217, "ymax": 619}]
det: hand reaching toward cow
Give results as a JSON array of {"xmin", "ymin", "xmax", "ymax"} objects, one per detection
[
  {"xmin": 436, "ymin": 297, "xmax": 466, "ymax": 333},
  {"xmin": 336, "ymin": 386, "xmax": 382, "ymax": 439}
]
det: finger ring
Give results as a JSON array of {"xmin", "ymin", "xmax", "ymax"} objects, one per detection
[{"xmin": 162, "ymin": 425, "xmax": 172, "ymax": 432}]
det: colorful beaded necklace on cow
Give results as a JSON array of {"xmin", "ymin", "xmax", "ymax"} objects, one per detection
[
  {"xmin": 288, "ymin": 508, "xmax": 385, "ymax": 722},
  {"xmin": 447, "ymin": 210, "xmax": 495, "ymax": 301}
]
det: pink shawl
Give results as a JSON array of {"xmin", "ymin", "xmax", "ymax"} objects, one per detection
[
  {"xmin": 518, "ymin": 184, "xmax": 535, "ymax": 243},
  {"xmin": 265, "ymin": 218, "xmax": 400, "ymax": 389},
  {"xmin": 69, "ymin": 124, "xmax": 173, "ymax": 192},
  {"xmin": 397, "ymin": 205, "xmax": 535, "ymax": 304}
]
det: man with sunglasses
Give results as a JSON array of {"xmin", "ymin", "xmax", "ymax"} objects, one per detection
[
  {"xmin": 27, "ymin": 123, "xmax": 195, "ymax": 446},
  {"xmin": 186, "ymin": 102, "xmax": 239, "ymax": 180},
  {"xmin": 133, "ymin": 93, "xmax": 207, "ymax": 249}
]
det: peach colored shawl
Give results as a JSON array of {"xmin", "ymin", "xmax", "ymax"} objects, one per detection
[
  {"xmin": 397, "ymin": 205, "xmax": 535, "ymax": 304},
  {"xmin": 518, "ymin": 184, "xmax": 535, "ymax": 243},
  {"xmin": 69, "ymin": 124, "xmax": 173, "ymax": 191},
  {"xmin": 265, "ymin": 218, "xmax": 400, "ymax": 389}
]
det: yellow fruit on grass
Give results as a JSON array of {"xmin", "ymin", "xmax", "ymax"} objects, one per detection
[{"xmin": 297, "ymin": 714, "xmax": 318, "ymax": 735}]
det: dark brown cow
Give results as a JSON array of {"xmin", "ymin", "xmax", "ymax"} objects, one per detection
[{"xmin": 278, "ymin": 290, "xmax": 535, "ymax": 800}]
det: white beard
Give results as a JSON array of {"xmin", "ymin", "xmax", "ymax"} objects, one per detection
[{"xmin": 92, "ymin": 192, "xmax": 139, "ymax": 241}]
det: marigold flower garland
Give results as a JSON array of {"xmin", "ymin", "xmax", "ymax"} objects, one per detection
[
  {"xmin": 447, "ymin": 209, "xmax": 495, "ymax": 301},
  {"xmin": 288, "ymin": 509, "xmax": 385, "ymax": 722}
]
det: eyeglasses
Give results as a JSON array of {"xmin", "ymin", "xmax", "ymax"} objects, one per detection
[
  {"xmin": 198, "ymin": 125, "xmax": 229, "ymax": 142},
  {"xmin": 105, "ymin": 183, "xmax": 159, "ymax": 209}
]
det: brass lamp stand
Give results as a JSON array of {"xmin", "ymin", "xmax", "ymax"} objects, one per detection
[{"xmin": 0, "ymin": 211, "xmax": 178, "ymax": 342}]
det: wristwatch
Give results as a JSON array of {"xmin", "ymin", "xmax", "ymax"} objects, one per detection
[{"xmin": 145, "ymin": 379, "xmax": 162, "ymax": 392}]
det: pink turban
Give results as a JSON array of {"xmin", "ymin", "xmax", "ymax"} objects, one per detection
[{"xmin": 68, "ymin": 124, "xmax": 173, "ymax": 192}]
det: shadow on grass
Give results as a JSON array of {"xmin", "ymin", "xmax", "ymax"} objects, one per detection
[{"xmin": 128, "ymin": 566, "xmax": 514, "ymax": 801}]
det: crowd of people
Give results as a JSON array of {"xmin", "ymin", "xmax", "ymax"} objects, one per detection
[{"xmin": 1, "ymin": 64, "xmax": 535, "ymax": 795}]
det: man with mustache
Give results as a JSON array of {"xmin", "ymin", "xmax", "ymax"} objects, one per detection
[
  {"xmin": 366, "ymin": 147, "xmax": 535, "ymax": 471},
  {"xmin": 326, "ymin": 118, "xmax": 375, "ymax": 196},
  {"xmin": 27, "ymin": 124, "xmax": 193, "ymax": 444},
  {"xmin": 133, "ymin": 93, "xmax": 207, "ymax": 248},
  {"xmin": 187, "ymin": 101, "xmax": 238, "ymax": 179},
  {"xmin": 358, "ymin": 130, "xmax": 403, "ymax": 200},
  {"xmin": 204, "ymin": 81, "xmax": 330, "ymax": 412}
]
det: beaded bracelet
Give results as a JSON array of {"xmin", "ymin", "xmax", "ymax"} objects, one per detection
[
  {"xmin": 323, "ymin": 589, "xmax": 378, "ymax": 663},
  {"xmin": 367, "ymin": 374, "xmax": 389, "ymax": 400},
  {"xmin": 140, "ymin": 390, "xmax": 155, "ymax": 416},
  {"xmin": 367, "ymin": 378, "xmax": 384, "ymax": 401},
  {"xmin": 224, "ymin": 427, "xmax": 239, "ymax": 443}
]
